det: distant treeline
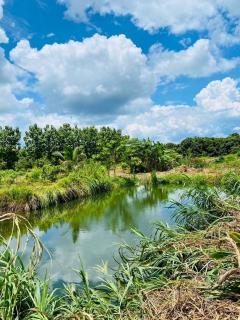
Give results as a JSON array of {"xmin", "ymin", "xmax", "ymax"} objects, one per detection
[
  {"xmin": 0, "ymin": 124, "xmax": 179, "ymax": 172},
  {"xmin": 0, "ymin": 124, "xmax": 239, "ymax": 171},
  {"xmin": 167, "ymin": 133, "xmax": 240, "ymax": 157}
]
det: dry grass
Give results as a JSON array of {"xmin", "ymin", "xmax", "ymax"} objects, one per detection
[{"xmin": 143, "ymin": 282, "xmax": 240, "ymax": 320}]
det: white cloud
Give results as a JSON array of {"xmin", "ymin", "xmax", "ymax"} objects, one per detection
[
  {"xmin": 0, "ymin": 1, "xmax": 9, "ymax": 44},
  {"xmin": 0, "ymin": 1, "xmax": 25, "ymax": 113},
  {"xmin": 8, "ymin": 33, "xmax": 240, "ymax": 137},
  {"xmin": 195, "ymin": 77, "xmax": 240, "ymax": 113},
  {"xmin": 149, "ymin": 39, "xmax": 240, "ymax": 80},
  {"xmin": 113, "ymin": 77, "xmax": 240, "ymax": 142},
  {"xmin": 218, "ymin": 0, "xmax": 240, "ymax": 17},
  {"xmin": 0, "ymin": 28, "xmax": 8, "ymax": 43},
  {"xmin": 10, "ymin": 35, "xmax": 239, "ymax": 119},
  {"xmin": 57, "ymin": 0, "xmax": 240, "ymax": 45},
  {"xmin": 0, "ymin": 0, "xmax": 8, "ymax": 43},
  {"xmin": 0, "ymin": 0, "xmax": 3, "ymax": 20},
  {"xmin": 206, "ymin": 15, "xmax": 240, "ymax": 47},
  {"xmin": 0, "ymin": 77, "xmax": 239, "ymax": 143},
  {"xmin": 0, "ymin": 47, "xmax": 31, "ymax": 113},
  {"xmin": 57, "ymin": 0, "xmax": 217, "ymax": 33},
  {"xmin": 0, "ymin": 0, "xmax": 7, "ymax": 44},
  {"xmin": 10, "ymin": 34, "xmax": 156, "ymax": 116}
]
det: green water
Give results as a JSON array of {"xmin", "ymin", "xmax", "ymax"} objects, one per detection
[{"xmin": 2, "ymin": 185, "xmax": 184, "ymax": 287}]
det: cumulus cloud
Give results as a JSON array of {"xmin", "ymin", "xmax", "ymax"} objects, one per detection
[
  {"xmin": 10, "ymin": 34, "xmax": 156, "ymax": 116},
  {"xmin": 0, "ymin": 0, "xmax": 8, "ymax": 43},
  {"xmin": 57, "ymin": 0, "xmax": 240, "ymax": 45},
  {"xmin": 0, "ymin": 48, "xmax": 32, "ymax": 113},
  {"xmin": 6, "ymin": 31, "xmax": 240, "ymax": 142},
  {"xmin": 149, "ymin": 39, "xmax": 240, "ymax": 80},
  {"xmin": 195, "ymin": 78, "xmax": 240, "ymax": 114},
  {"xmin": 10, "ymin": 33, "xmax": 239, "ymax": 120},
  {"xmin": 0, "ymin": 77, "xmax": 239, "ymax": 143},
  {"xmin": 0, "ymin": 28, "xmax": 8, "ymax": 43},
  {"xmin": 113, "ymin": 78, "xmax": 240, "ymax": 142},
  {"xmin": 0, "ymin": 0, "xmax": 3, "ymax": 20},
  {"xmin": 57, "ymin": 0, "xmax": 218, "ymax": 33}
]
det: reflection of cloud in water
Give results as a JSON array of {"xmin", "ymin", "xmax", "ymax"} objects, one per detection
[
  {"xmin": 4, "ymin": 186, "xmax": 185, "ymax": 286},
  {"xmin": 39, "ymin": 224, "xmax": 134, "ymax": 285}
]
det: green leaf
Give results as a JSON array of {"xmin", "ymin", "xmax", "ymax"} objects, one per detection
[
  {"xmin": 210, "ymin": 251, "xmax": 234, "ymax": 260},
  {"xmin": 229, "ymin": 232, "xmax": 240, "ymax": 246}
]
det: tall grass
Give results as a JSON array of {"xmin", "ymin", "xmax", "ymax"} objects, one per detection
[
  {"xmin": 173, "ymin": 187, "xmax": 240, "ymax": 230},
  {"xmin": 0, "ymin": 172, "xmax": 240, "ymax": 318},
  {"xmin": 0, "ymin": 162, "xmax": 131, "ymax": 213}
]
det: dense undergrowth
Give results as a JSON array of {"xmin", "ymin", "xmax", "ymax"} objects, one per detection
[
  {"xmin": 0, "ymin": 148, "xmax": 239, "ymax": 213},
  {"xmin": 0, "ymin": 161, "xmax": 134, "ymax": 213},
  {"xmin": 0, "ymin": 169, "xmax": 240, "ymax": 319}
]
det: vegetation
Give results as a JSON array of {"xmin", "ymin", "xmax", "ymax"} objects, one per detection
[
  {"xmin": 0, "ymin": 124, "xmax": 180, "ymax": 174},
  {"xmin": 0, "ymin": 173, "xmax": 240, "ymax": 319},
  {"xmin": 0, "ymin": 125, "xmax": 240, "ymax": 318},
  {"xmin": 169, "ymin": 133, "xmax": 240, "ymax": 157},
  {"xmin": 0, "ymin": 124, "xmax": 181, "ymax": 212},
  {"xmin": 0, "ymin": 124, "xmax": 239, "ymax": 212},
  {"xmin": 0, "ymin": 162, "xmax": 127, "ymax": 213}
]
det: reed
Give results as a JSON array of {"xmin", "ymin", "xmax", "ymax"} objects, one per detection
[
  {"xmin": 0, "ymin": 162, "xmax": 131, "ymax": 213},
  {"xmin": 0, "ymin": 172, "xmax": 240, "ymax": 319}
]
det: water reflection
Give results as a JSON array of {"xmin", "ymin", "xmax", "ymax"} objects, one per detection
[{"xmin": 0, "ymin": 185, "xmax": 183, "ymax": 286}]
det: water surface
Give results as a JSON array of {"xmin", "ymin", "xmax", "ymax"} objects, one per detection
[{"xmin": 1, "ymin": 185, "xmax": 183, "ymax": 286}]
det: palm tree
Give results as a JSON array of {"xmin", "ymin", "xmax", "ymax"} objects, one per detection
[{"xmin": 53, "ymin": 146, "xmax": 86, "ymax": 163}]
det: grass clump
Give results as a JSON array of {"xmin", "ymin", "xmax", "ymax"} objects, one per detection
[
  {"xmin": 0, "ymin": 162, "xmax": 127, "ymax": 213},
  {"xmin": 0, "ymin": 170, "xmax": 240, "ymax": 319},
  {"xmin": 54, "ymin": 184, "xmax": 240, "ymax": 319}
]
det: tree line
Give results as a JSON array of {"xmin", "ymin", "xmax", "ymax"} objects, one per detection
[
  {"xmin": 1, "ymin": 125, "xmax": 239, "ymax": 172},
  {"xmin": 168, "ymin": 133, "xmax": 240, "ymax": 157},
  {"xmin": 0, "ymin": 124, "xmax": 179, "ymax": 173}
]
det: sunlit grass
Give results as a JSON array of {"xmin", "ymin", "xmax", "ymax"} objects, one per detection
[
  {"xmin": 0, "ymin": 163, "xmax": 240, "ymax": 318},
  {"xmin": 0, "ymin": 162, "xmax": 132, "ymax": 213}
]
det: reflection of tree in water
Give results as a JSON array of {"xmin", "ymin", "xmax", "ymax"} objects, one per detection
[{"xmin": 0, "ymin": 186, "xmax": 176, "ymax": 243}]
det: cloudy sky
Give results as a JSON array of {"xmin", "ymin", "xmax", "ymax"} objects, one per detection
[{"xmin": 0, "ymin": 0, "xmax": 240, "ymax": 142}]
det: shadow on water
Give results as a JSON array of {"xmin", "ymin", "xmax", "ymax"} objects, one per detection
[{"xmin": 0, "ymin": 185, "xmax": 184, "ymax": 287}]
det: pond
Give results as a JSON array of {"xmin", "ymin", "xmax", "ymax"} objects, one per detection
[{"xmin": 1, "ymin": 185, "xmax": 184, "ymax": 287}]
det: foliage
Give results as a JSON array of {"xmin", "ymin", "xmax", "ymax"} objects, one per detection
[
  {"xmin": 123, "ymin": 138, "xmax": 180, "ymax": 173},
  {"xmin": 0, "ymin": 126, "xmax": 21, "ymax": 169},
  {"xmin": 0, "ymin": 124, "xmax": 183, "ymax": 174},
  {"xmin": 177, "ymin": 133, "xmax": 240, "ymax": 157},
  {"xmin": 0, "ymin": 162, "xmax": 117, "ymax": 212},
  {"xmin": 0, "ymin": 175, "xmax": 240, "ymax": 318}
]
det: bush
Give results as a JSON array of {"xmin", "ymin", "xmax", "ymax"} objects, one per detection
[
  {"xmin": 191, "ymin": 158, "xmax": 208, "ymax": 169},
  {"xmin": 27, "ymin": 167, "xmax": 43, "ymax": 181},
  {"xmin": 0, "ymin": 160, "xmax": 7, "ymax": 170},
  {"xmin": 41, "ymin": 165, "xmax": 60, "ymax": 181},
  {"xmin": 151, "ymin": 171, "xmax": 158, "ymax": 185},
  {"xmin": 15, "ymin": 157, "xmax": 33, "ymax": 171},
  {"xmin": 221, "ymin": 172, "xmax": 240, "ymax": 194},
  {"xmin": 214, "ymin": 156, "xmax": 225, "ymax": 163}
]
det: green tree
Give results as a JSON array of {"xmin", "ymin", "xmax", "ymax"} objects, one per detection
[
  {"xmin": 24, "ymin": 124, "xmax": 45, "ymax": 161},
  {"xmin": 42, "ymin": 125, "xmax": 60, "ymax": 160},
  {"xmin": 96, "ymin": 127, "xmax": 129, "ymax": 173},
  {"xmin": 80, "ymin": 127, "xmax": 99, "ymax": 158},
  {"xmin": 0, "ymin": 126, "xmax": 21, "ymax": 169}
]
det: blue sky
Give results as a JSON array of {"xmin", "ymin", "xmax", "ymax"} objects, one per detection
[{"xmin": 0, "ymin": 0, "xmax": 240, "ymax": 142}]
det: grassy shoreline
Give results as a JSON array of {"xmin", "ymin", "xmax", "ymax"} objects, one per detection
[
  {"xmin": 0, "ymin": 162, "xmax": 135, "ymax": 213},
  {"xmin": 0, "ymin": 157, "xmax": 240, "ymax": 318},
  {"xmin": 0, "ymin": 155, "xmax": 239, "ymax": 213},
  {"xmin": 1, "ymin": 180, "xmax": 240, "ymax": 319},
  {"xmin": 1, "ymin": 153, "xmax": 240, "ymax": 214}
]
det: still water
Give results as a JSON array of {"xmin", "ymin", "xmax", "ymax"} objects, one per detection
[{"xmin": 2, "ymin": 185, "xmax": 183, "ymax": 287}]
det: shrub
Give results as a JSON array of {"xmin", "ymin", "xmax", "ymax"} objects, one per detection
[
  {"xmin": 41, "ymin": 165, "xmax": 60, "ymax": 182},
  {"xmin": 27, "ymin": 167, "xmax": 43, "ymax": 181},
  {"xmin": 15, "ymin": 157, "xmax": 33, "ymax": 171}
]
